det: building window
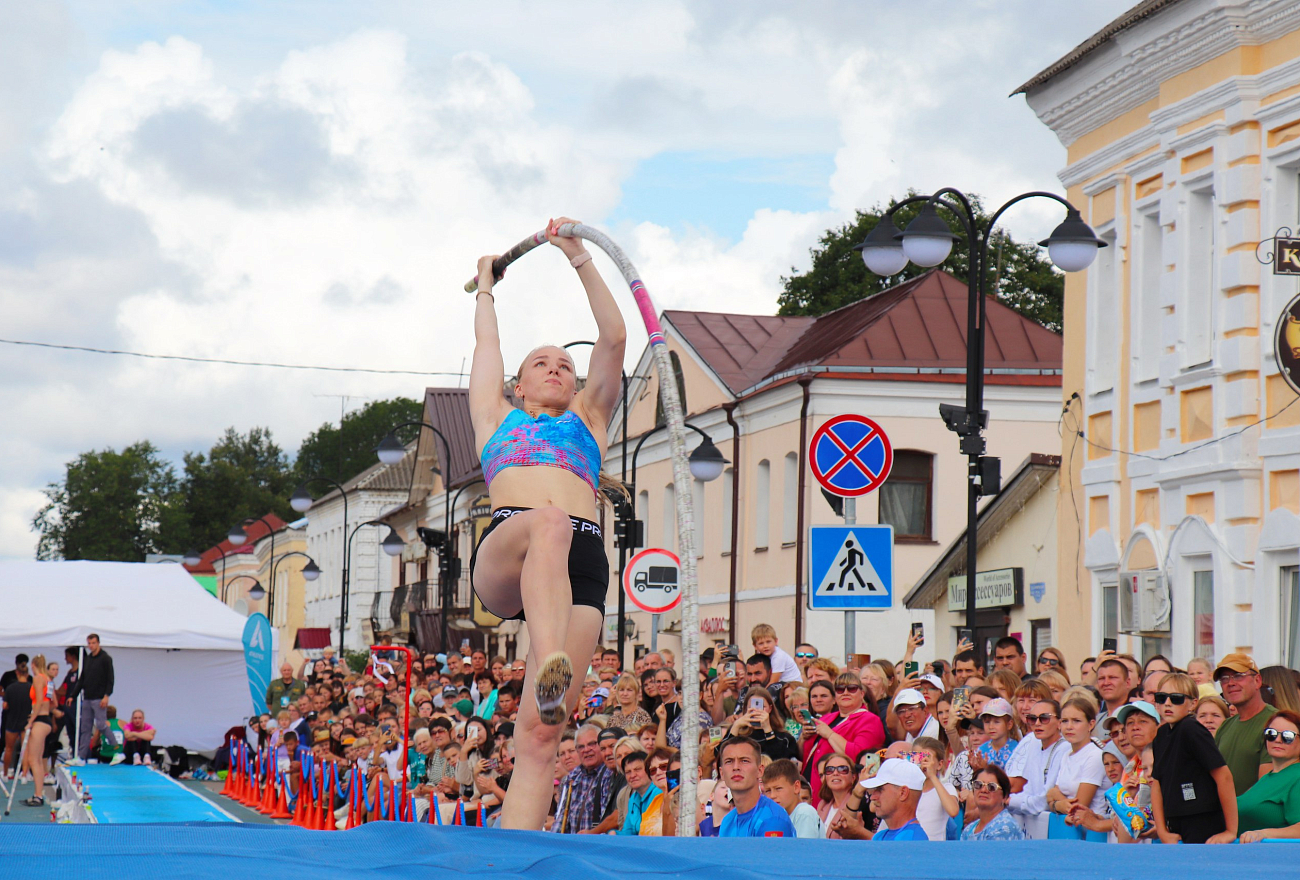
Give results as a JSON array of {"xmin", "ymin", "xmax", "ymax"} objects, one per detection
[
  {"xmin": 755, "ymin": 459, "xmax": 770, "ymax": 548},
  {"xmin": 879, "ymin": 451, "xmax": 933, "ymax": 540},
  {"xmin": 637, "ymin": 490, "xmax": 649, "ymax": 550},
  {"xmin": 654, "ymin": 351, "xmax": 688, "ymax": 425},
  {"xmin": 1283, "ymin": 566, "xmax": 1299, "ymax": 668},
  {"xmin": 1102, "ymin": 581, "xmax": 1118, "ymax": 642},
  {"xmin": 782, "ymin": 452, "xmax": 798, "ymax": 544},
  {"xmin": 1184, "ymin": 187, "xmax": 1216, "ymax": 368},
  {"xmin": 662, "ymin": 484, "xmax": 675, "ymax": 553},
  {"xmin": 692, "ymin": 477, "xmax": 705, "ymax": 556},
  {"xmin": 1135, "ymin": 211, "xmax": 1162, "ymax": 383},
  {"xmin": 720, "ymin": 467, "xmax": 733, "ymax": 551},
  {"xmin": 1193, "ymin": 569, "xmax": 1214, "ymax": 660},
  {"xmin": 1031, "ymin": 619, "xmax": 1052, "ymax": 665},
  {"xmin": 1088, "ymin": 228, "xmax": 1119, "ymax": 392}
]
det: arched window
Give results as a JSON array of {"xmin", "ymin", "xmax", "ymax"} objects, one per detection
[
  {"xmin": 693, "ymin": 477, "xmax": 706, "ymax": 556},
  {"xmin": 782, "ymin": 452, "xmax": 798, "ymax": 544},
  {"xmin": 654, "ymin": 351, "xmax": 689, "ymax": 425},
  {"xmin": 879, "ymin": 451, "xmax": 933, "ymax": 541},
  {"xmin": 755, "ymin": 459, "xmax": 771, "ymax": 549},
  {"xmin": 663, "ymin": 483, "xmax": 676, "ymax": 553},
  {"xmin": 721, "ymin": 467, "xmax": 734, "ymax": 551}
]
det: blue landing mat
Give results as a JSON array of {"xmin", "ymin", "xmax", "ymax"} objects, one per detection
[
  {"xmin": 73, "ymin": 764, "xmax": 235, "ymax": 823},
  {"xmin": 0, "ymin": 823, "xmax": 1296, "ymax": 879}
]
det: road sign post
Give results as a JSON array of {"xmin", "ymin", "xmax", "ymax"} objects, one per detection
[{"xmin": 808, "ymin": 415, "xmax": 894, "ymax": 661}]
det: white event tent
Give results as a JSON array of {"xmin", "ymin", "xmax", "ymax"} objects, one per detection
[{"xmin": 0, "ymin": 560, "xmax": 264, "ymax": 750}]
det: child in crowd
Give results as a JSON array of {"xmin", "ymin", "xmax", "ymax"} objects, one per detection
[
  {"xmin": 761, "ymin": 758, "xmax": 822, "ymax": 838},
  {"xmin": 1149, "ymin": 673, "xmax": 1237, "ymax": 844},
  {"xmin": 974, "ymin": 699, "xmax": 1018, "ymax": 769},
  {"xmin": 751, "ymin": 624, "xmax": 803, "ymax": 684}
]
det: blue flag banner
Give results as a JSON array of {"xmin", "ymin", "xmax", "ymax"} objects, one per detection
[{"xmin": 242, "ymin": 612, "xmax": 272, "ymax": 716}]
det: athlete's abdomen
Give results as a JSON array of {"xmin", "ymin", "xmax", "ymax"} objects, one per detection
[{"xmin": 485, "ymin": 465, "xmax": 599, "ymax": 521}]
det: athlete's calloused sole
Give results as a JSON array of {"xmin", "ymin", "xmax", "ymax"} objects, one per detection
[{"xmin": 534, "ymin": 651, "xmax": 573, "ymax": 726}]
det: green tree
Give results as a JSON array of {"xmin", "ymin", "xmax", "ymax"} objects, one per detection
[
  {"xmin": 33, "ymin": 441, "xmax": 186, "ymax": 561},
  {"xmin": 179, "ymin": 426, "xmax": 296, "ymax": 550},
  {"xmin": 294, "ymin": 397, "xmax": 424, "ymax": 485},
  {"xmin": 777, "ymin": 193, "xmax": 1065, "ymax": 333}
]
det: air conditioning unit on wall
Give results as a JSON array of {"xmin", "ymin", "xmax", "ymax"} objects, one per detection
[{"xmin": 1118, "ymin": 570, "xmax": 1171, "ymax": 633}]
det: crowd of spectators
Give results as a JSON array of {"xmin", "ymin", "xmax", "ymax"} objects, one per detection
[{"xmin": 231, "ymin": 622, "xmax": 1300, "ymax": 843}]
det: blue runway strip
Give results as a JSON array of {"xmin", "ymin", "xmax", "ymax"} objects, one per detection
[
  {"xmin": 73, "ymin": 764, "xmax": 235, "ymax": 823},
  {"xmin": 0, "ymin": 824, "xmax": 1297, "ymax": 878}
]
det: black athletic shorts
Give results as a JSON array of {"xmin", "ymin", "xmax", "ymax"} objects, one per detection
[{"xmin": 469, "ymin": 506, "xmax": 608, "ymax": 621}]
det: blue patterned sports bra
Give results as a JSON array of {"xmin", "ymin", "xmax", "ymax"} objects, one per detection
[{"xmin": 480, "ymin": 408, "xmax": 602, "ymax": 492}]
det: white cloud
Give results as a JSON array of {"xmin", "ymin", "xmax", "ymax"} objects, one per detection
[{"xmin": 0, "ymin": 1, "xmax": 1134, "ymax": 559}]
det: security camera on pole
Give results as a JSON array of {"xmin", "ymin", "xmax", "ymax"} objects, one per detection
[{"xmin": 808, "ymin": 414, "xmax": 895, "ymax": 663}]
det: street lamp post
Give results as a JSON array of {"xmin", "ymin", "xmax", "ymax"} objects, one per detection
[
  {"xmin": 345, "ymin": 520, "xmax": 407, "ymax": 644},
  {"xmin": 248, "ymin": 551, "xmax": 321, "ymax": 623},
  {"xmin": 856, "ymin": 188, "xmax": 1103, "ymax": 667},
  {"xmin": 222, "ymin": 574, "xmax": 262, "ymax": 606},
  {"xmin": 377, "ymin": 422, "xmax": 453, "ymax": 651},
  {"xmin": 628, "ymin": 421, "xmax": 730, "ymax": 653},
  {"xmin": 289, "ymin": 477, "xmax": 350, "ymax": 654}
]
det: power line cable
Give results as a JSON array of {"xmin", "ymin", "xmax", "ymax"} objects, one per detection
[
  {"xmin": 0, "ymin": 337, "xmax": 465, "ymax": 378},
  {"xmin": 1065, "ymin": 393, "xmax": 1300, "ymax": 462}
]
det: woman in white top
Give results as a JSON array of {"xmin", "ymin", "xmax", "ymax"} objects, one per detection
[
  {"xmin": 1048, "ymin": 696, "xmax": 1109, "ymax": 818},
  {"xmin": 913, "ymin": 735, "xmax": 960, "ymax": 841}
]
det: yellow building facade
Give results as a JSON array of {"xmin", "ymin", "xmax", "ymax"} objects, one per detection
[{"xmin": 1021, "ymin": 0, "xmax": 1300, "ymax": 668}]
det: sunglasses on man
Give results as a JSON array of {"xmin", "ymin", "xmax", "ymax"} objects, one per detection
[
  {"xmin": 1264, "ymin": 728, "xmax": 1298, "ymax": 744},
  {"xmin": 795, "ymin": 652, "xmax": 817, "ymax": 659},
  {"xmin": 1153, "ymin": 692, "xmax": 1189, "ymax": 705}
]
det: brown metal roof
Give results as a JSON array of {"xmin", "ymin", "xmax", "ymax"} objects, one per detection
[
  {"xmin": 661, "ymin": 311, "xmax": 813, "ymax": 395},
  {"xmin": 1012, "ymin": 0, "xmax": 1179, "ymax": 96},
  {"xmin": 422, "ymin": 388, "xmax": 483, "ymax": 490},
  {"xmin": 668, "ymin": 270, "xmax": 1062, "ymax": 396},
  {"xmin": 309, "ymin": 443, "xmax": 416, "ymax": 507}
]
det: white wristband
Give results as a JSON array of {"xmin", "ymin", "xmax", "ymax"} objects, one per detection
[{"xmin": 570, "ymin": 251, "xmax": 592, "ymax": 269}]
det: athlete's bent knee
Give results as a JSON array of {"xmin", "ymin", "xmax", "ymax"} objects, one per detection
[{"xmin": 529, "ymin": 506, "xmax": 573, "ymax": 546}]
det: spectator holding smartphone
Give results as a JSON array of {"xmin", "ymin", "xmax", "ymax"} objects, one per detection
[
  {"xmin": 729, "ymin": 687, "xmax": 799, "ymax": 762},
  {"xmin": 860, "ymin": 758, "xmax": 929, "ymax": 840},
  {"xmin": 1150, "ymin": 672, "xmax": 1237, "ymax": 844},
  {"xmin": 802, "ymin": 673, "xmax": 885, "ymax": 794}
]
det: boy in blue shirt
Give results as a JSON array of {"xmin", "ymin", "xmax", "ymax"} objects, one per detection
[{"xmin": 717, "ymin": 737, "xmax": 796, "ymax": 838}]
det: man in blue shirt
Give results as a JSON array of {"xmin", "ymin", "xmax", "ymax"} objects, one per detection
[
  {"xmin": 864, "ymin": 758, "xmax": 929, "ymax": 840},
  {"xmin": 717, "ymin": 737, "xmax": 797, "ymax": 838}
]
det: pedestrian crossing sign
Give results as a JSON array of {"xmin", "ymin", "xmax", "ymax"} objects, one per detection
[{"xmin": 808, "ymin": 525, "xmax": 893, "ymax": 610}]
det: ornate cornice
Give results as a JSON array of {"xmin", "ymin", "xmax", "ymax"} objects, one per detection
[{"xmin": 1026, "ymin": 0, "xmax": 1300, "ymax": 148}]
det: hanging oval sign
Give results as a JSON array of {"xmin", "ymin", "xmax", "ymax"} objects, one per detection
[{"xmin": 1275, "ymin": 293, "xmax": 1300, "ymax": 396}]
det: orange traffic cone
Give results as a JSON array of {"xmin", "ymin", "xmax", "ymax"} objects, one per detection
[
  {"xmin": 291, "ymin": 768, "xmax": 310, "ymax": 827},
  {"xmin": 317, "ymin": 765, "xmax": 333, "ymax": 830},
  {"xmin": 257, "ymin": 766, "xmax": 277, "ymax": 815},
  {"xmin": 269, "ymin": 772, "xmax": 292, "ymax": 820},
  {"xmin": 220, "ymin": 740, "xmax": 236, "ymax": 797},
  {"xmin": 345, "ymin": 769, "xmax": 358, "ymax": 830}
]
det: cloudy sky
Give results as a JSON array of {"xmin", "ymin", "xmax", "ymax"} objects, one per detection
[{"xmin": 0, "ymin": 1, "xmax": 1133, "ymax": 560}]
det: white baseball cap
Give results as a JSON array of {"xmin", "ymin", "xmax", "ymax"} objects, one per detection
[
  {"xmin": 917, "ymin": 674, "xmax": 944, "ymax": 692},
  {"xmin": 863, "ymin": 758, "xmax": 926, "ymax": 792},
  {"xmin": 892, "ymin": 688, "xmax": 925, "ymax": 708}
]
